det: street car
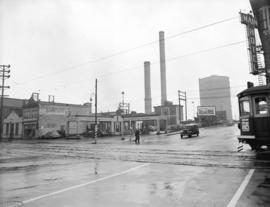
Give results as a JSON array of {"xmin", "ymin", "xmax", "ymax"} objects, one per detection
[
  {"xmin": 237, "ymin": 84, "xmax": 270, "ymax": 150},
  {"xmin": 180, "ymin": 123, "xmax": 199, "ymax": 138}
]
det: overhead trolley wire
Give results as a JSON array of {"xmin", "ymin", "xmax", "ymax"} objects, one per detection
[
  {"xmin": 13, "ymin": 16, "xmax": 239, "ymax": 86},
  {"xmin": 32, "ymin": 40, "xmax": 246, "ymax": 93}
]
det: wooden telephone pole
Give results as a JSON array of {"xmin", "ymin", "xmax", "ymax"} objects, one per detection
[{"xmin": 0, "ymin": 65, "xmax": 11, "ymax": 139}]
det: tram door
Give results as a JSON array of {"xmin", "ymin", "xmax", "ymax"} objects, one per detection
[{"xmin": 252, "ymin": 95, "xmax": 270, "ymax": 139}]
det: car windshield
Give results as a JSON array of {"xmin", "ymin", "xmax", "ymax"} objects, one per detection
[{"xmin": 185, "ymin": 125, "xmax": 197, "ymax": 129}]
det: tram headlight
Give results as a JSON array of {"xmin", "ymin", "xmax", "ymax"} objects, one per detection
[{"xmin": 241, "ymin": 119, "xmax": 250, "ymax": 132}]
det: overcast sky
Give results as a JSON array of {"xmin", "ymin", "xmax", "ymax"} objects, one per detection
[{"xmin": 0, "ymin": 0, "xmax": 258, "ymax": 119}]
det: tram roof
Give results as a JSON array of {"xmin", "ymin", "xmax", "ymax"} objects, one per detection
[{"xmin": 237, "ymin": 84, "xmax": 270, "ymax": 98}]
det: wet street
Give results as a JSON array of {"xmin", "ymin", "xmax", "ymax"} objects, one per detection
[{"xmin": 0, "ymin": 126, "xmax": 270, "ymax": 207}]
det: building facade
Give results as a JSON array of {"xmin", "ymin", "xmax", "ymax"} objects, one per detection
[
  {"xmin": 22, "ymin": 97, "xmax": 91, "ymax": 138},
  {"xmin": 154, "ymin": 102, "xmax": 183, "ymax": 130},
  {"xmin": 1, "ymin": 98, "xmax": 25, "ymax": 139},
  {"xmin": 3, "ymin": 110, "xmax": 23, "ymax": 139},
  {"xmin": 199, "ymin": 75, "xmax": 233, "ymax": 123}
]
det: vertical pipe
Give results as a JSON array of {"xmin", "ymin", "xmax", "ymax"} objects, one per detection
[{"xmin": 159, "ymin": 31, "xmax": 167, "ymax": 105}]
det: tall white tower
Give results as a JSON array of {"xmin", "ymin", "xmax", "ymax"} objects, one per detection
[
  {"xmin": 144, "ymin": 61, "xmax": 152, "ymax": 114},
  {"xmin": 159, "ymin": 31, "xmax": 167, "ymax": 105}
]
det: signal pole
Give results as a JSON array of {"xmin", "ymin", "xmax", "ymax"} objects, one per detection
[{"xmin": 0, "ymin": 65, "xmax": 11, "ymax": 139}]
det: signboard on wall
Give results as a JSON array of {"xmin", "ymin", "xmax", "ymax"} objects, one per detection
[
  {"xmin": 240, "ymin": 12, "xmax": 259, "ymax": 74},
  {"xmin": 197, "ymin": 106, "xmax": 216, "ymax": 116},
  {"xmin": 40, "ymin": 105, "xmax": 67, "ymax": 115}
]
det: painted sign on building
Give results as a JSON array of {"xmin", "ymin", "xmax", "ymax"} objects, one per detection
[
  {"xmin": 240, "ymin": 12, "xmax": 258, "ymax": 74},
  {"xmin": 197, "ymin": 106, "xmax": 216, "ymax": 116},
  {"xmin": 39, "ymin": 105, "xmax": 67, "ymax": 116}
]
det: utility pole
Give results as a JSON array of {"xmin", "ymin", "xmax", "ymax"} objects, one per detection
[
  {"xmin": 178, "ymin": 90, "xmax": 187, "ymax": 123},
  {"xmin": 0, "ymin": 65, "xmax": 11, "ymax": 139},
  {"xmin": 185, "ymin": 91, "xmax": 187, "ymax": 121},
  {"xmin": 178, "ymin": 90, "xmax": 181, "ymax": 125},
  {"xmin": 121, "ymin": 91, "xmax": 125, "ymax": 140},
  {"xmin": 94, "ymin": 78, "xmax": 97, "ymax": 144}
]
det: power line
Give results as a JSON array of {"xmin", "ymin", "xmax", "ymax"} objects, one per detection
[
  {"xmin": 13, "ymin": 16, "xmax": 238, "ymax": 86},
  {"xmin": 20, "ymin": 40, "xmax": 246, "ymax": 95},
  {"xmin": 99, "ymin": 86, "xmax": 244, "ymax": 110}
]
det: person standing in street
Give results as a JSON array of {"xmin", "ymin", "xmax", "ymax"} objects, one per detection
[{"xmin": 135, "ymin": 128, "xmax": 140, "ymax": 144}]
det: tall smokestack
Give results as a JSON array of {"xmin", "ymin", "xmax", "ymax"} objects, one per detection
[
  {"xmin": 159, "ymin": 31, "xmax": 167, "ymax": 105},
  {"xmin": 144, "ymin": 61, "xmax": 152, "ymax": 114}
]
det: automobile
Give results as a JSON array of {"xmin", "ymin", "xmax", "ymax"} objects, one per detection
[
  {"xmin": 82, "ymin": 129, "xmax": 104, "ymax": 138},
  {"xmin": 41, "ymin": 130, "xmax": 62, "ymax": 139},
  {"xmin": 180, "ymin": 123, "xmax": 199, "ymax": 138}
]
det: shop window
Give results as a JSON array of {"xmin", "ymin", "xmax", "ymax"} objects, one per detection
[
  {"xmin": 115, "ymin": 122, "xmax": 121, "ymax": 132},
  {"xmin": 15, "ymin": 123, "xmax": 19, "ymax": 136},
  {"xmin": 5, "ymin": 123, "xmax": 9, "ymax": 135},
  {"xmin": 255, "ymin": 96, "xmax": 268, "ymax": 115}
]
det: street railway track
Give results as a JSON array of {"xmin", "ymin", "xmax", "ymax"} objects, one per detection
[{"xmin": 1, "ymin": 143, "xmax": 270, "ymax": 170}]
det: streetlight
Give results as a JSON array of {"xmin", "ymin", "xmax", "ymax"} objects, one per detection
[{"xmin": 192, "ymin": 101, "xmax": 195, "ymax": 120}]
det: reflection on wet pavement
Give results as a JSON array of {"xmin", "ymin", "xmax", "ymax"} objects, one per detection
[{"xmin": 0, "ymin": 126, "xmax": 269, "ymax": 207}]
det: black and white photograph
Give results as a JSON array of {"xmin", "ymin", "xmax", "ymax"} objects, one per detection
[{"xmin": 0, "ymin": 0, "xmax": 270, "ymax": 206}]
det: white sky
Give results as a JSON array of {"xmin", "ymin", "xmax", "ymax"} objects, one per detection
[{"xmin": 0, "ymin": 0, "xmax": 259, "ymax": 119}]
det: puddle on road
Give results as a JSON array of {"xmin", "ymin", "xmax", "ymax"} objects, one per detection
[
  {"xmin": 43, "ymin": 177, "xmax": 60, "ymax": 181},
  {"xmin": 10, "ymin": 185, "xmax": 38, "ymax": 191},
  {"xmin": 0, "ymin": 200, "xmax": 23, "ymax": 207}
]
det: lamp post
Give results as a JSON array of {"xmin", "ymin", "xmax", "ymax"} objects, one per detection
[
  {"xmin": 121, "ymin": 91, "xmax": 125, "ymax": 140},
  {"xmin": 192, "ymin": 101, "xmax": 195, "ymax": 120}
]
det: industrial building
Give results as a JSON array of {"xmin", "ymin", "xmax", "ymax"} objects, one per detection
[{"xmin": 199, "ymin": 75, "xmax": 233, "ymax": 124}]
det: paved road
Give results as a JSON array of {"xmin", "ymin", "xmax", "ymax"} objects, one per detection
[{"xmin": 0, "ymin": 126, "xmax": 269, "ymax": 207}]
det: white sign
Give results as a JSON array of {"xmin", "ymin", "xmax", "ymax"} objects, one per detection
[
  {"xmin": 197, "ymin": 106, "xmax": 216, "ymax": 116},
  {"xmin": 241, "ymin": 119, "xmax": 250, "ymax": 132}
]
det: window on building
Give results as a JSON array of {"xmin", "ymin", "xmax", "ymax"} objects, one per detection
[
  {"xmin": 5, "ymin": 123, "xmax": 9, "ymax": 135},
  {"xmin": 259, "ymin": 6, "xmax": 270, "ymax": 32},
  {"xmin": 114, "ymin": 122, "xmax": 121, "ymax": 132},
  {"xmin": 15, "ymin": 123, "xmax": 19, "ymax": 136},
  {"xmin": 255, "ymin": 96, "xmax": 268, "ymax": 115}
]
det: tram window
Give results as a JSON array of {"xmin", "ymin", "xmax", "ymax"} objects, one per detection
[
  {"xmin": 255, "ymin": 97, "xmax": 268, "ymax": 115},
  {"xmin": 240, "ymin": 100, "xmax": 250, "ymax": 116}
]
